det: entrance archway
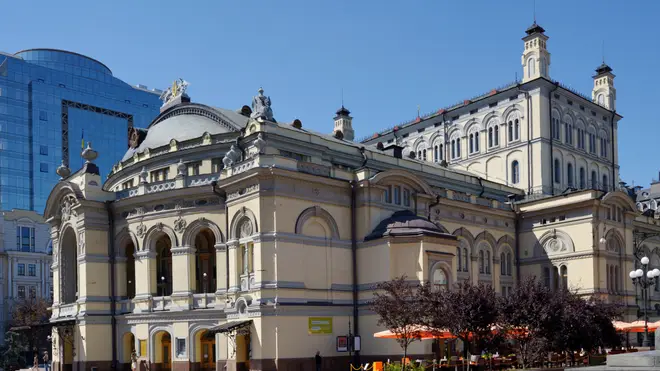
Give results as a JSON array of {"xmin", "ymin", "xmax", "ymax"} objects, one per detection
[
  {"xmin": 195, "ymin": 330, "xmax": 216, "ymax": 371},
  {"xmin": 155, "ymin": 237, "xmax": 172, "ymax": 296},
  {"xmin": 153, "ymin": 331, "xmax": 172, "ymax": 370},
  {"xmin": 60, "ymin": 227, "xmax": 78, "ymax": 304},
  {"xmin": 194, "ymin": 229, "xmax": 216, "ymax": 294},
  {"xmin": 122, "ymin": 332, "xmax": 135, "ymax": 371}
]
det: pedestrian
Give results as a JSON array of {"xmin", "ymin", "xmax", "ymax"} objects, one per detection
[
  {"xmin": 131, "ymin": 350, "xmax": 138, "ymax": 371},
  {"xmin": 43, "ymin": 351, "xmax": 50, "ymax": 371},
  {"xmin": 33, "ymin": 353, "xmax": 39, "ymax": 371},
  {"xmin": 315, "ymin": 351, "xmax": 322, "ymax": 371}
]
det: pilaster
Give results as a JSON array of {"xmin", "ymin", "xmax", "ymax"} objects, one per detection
[
  {"xmin": 215, "ymin": 243, "xmax": 228, "ymax": 294},
  {"xmin": 134, "ymin": 251, "xmax": 156, "ymax": 312},
  {"xmin": 171, "ymin": 246, "xmax": 196, "ymax": 310},
  {"xmin": 227, "ymin": 241, "xmax": 239, "ymax": 292}
]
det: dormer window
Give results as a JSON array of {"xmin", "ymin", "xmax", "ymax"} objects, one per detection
[
  {"xmin": 150, "ymin": 167, "xmax": 169, "ymax": 182},
  {"xmin": 383, "ymin": 185, "xmax": 412, "ymax": 208}
]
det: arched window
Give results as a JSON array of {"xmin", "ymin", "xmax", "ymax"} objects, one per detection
[
  {"xmin": 416, "ymin": 143, "xmax": 427, "ymax": 162},
  {"xmin": 579, "ymin": 167, "xmax": 586, "ymax": 189},
  {"xmin": 485, "ymin": 250, "xmax": 491, "ymax": 274},
  {"xmin": 507, "ymin": 118, "xmax": 520, "ymax": 142},
  {"xmin": 432, "ymin": 268, "xmax": 448, "ymax": 291},
  {"xmin": 194, "ymin": 229, "xmax": 217, "ymax": 294},
  {"xmin": 588, "ymin": 127, "xmax": 596, "ymax": 153},
  {"xmin": 500, "ymin": 252, "xmax": 506, "ymax": 275},
  {"xmin": 560, "ymin": 265, "xmax": 568, "ymax": 289},
  {"xmin": 450, "ymin": 135, "xmax": 461, "ymax": 160},
  {"xmin": 614, "ymin": 266, "xmax": 619, "ymax": 292},
  {"xmin": 567, "ymin": 163, "xmax": 574, "ymax": 187},
  {"xmin": 591, "ymin": 170, "xmax": 598, "ymax": 189},
  {"xmin": 554, "ymin": 158, "xmax": 561, "ymax": 184},
  {"xmin": 527, "ymin": 57, "xmax": 536, "ymax": 78},
  {"xmin": 576, "ymin": 121, "xmax": 586, "ymax": 149},
  {"xmin": 602, "ymin": 174, "xmax": 608, "ymax": 191},
  {"xmin": 457, "ymin": 247, "xmax": 462, "ymax": 272},
  {"xmin": 540, "ymin": 57, "xmax": 546, "ymax": 76},
  {"xmin": 434, "ymin": 145, "xmax": 439, "ymax": 162},
  {"xmin": 564, "ymin": 116, "xmax": 573, "ymax": 145},
  {"xmin": 479, "ymin": 250, "xmax": 485, "ymax": 274},
  {"xmin": 462, "ymin": 248, "xmax": 468, "ymax": 272},
  {"xmin": 506, "ymin": 253, "xmax": 512, "ymax": 276},
  {"xmin": 552, "ymin": 112, "xmax": 561, "ymax": 140},
  {"xmin": 597, "ymin": 94, "xmax": 604, "ymax": 106},
  {"xmin": 511, "ymin": 160, "xmax": 520, "ymax": 184},
  {"xmin": 155, "ymin": 236, "xmax": 173, "ymax": 297}
]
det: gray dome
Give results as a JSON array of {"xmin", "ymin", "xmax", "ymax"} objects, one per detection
[
  {"xmin": 365, "ymin": 210, "xmax": 453, "ymax": 241},
  {"xmin": 122, "ymin": 103, "xmax": 249, "ymax": 161}
]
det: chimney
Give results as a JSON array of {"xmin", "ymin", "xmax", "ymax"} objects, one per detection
[{"xmin": 380, "ymin": 143, "xmax": 403, "ymax": 159}]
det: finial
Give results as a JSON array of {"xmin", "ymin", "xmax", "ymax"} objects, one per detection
[
  {"xmin": 602, "ymin": 40, "xmax": 605, "ymax": 64},
  {"xmin": 81, "ymin": 142, "xmax": 98, "ymax": 163},
  {"xmin": 56, "ymin": 161, "xmax": 71, "ymax": 179},
  {"xmin": 341, "ymin": 87, "xmax": 344, "ymax": 108},
  {"xmin": 258, "ymin": 87, "xmax": 264, "ymax": 95},
  {"xmin": 533, "ymin": 0, "xmax": 536, "ymax": 24}
]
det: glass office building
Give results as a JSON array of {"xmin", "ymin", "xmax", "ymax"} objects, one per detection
[{"xmin": 0, "ymin": 49, "xmax": 161, "ymax": 213}]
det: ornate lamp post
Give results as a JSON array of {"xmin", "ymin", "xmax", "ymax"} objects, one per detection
[{"xmin": 629, "ymin": 256, "xmax": 660, "ymax": 346}]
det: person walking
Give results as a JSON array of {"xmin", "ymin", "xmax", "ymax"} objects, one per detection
[
  {"xmin": 315, "ymin": 351, "xmax": 322, "ymax": 371},
  {"xmin": 33, "ymin": 354, "xmax": 39, "ymax": 371},
  {"xmin": 43, "ymin": 351, "xmax": 50, "ymax": 371}
]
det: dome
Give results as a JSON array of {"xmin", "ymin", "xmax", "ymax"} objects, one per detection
[
  {"xmin": 365, "ymin": 210, "xmax": 453, "ymax": 241},
  {"xmin": 122, "ymin": 103, "xmax": 249, "ymax": 161}
]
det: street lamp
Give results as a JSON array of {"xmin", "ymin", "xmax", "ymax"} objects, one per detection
[{"xmin": 629, "ymin": 257, "xmax": 660, "ymax": 347}]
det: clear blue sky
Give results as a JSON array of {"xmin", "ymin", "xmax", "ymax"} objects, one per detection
[{"xmin": 3, "ymin": 0, "xmax": 658, "ymax": 187}]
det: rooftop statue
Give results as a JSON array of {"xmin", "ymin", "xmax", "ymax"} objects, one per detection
[
  {"xmin": 250, "ymin": 87, "xmax": 274, "ymax": 121},
  {"xmin": 159, "ymin": 78, "xmax": 190, "ymax": 106}
]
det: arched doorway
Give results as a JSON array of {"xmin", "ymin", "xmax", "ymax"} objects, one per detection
[
  {"xmin": 195, "ymin": 330, "xmax": 216, "ymax": 371},
  {"xmin": 122, "ymin": 332, "xmax": 135, "ymax": 371},
  {"xmin": 60, "ymin": 227, "xmax": 78, "ymax": 304},
  {"xmin": 155, "ymin": 236, "xmax": 172, "ymax": 296},
  {"xmin": 153, "ymin": 331, "xmax": 172, "ymax": 370},
  {"xmin": 194, "ymin": 229, "xmax": 216, "ymax": 294},
  {"xmin": 126, "ymin": 242, "xmax": 136, "ymax": 299}
]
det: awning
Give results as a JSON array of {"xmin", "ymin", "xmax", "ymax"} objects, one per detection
[
  {"xmin": 50, "ymin": 319, "xmax": 76, "ymax": 328},
  {"xmin": 208, "ymin": 320, "xmax": 252, "ymax": 335}
]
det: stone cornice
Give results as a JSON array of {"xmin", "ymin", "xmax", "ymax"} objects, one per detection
[
  {"xmin": 214, "ymin": 243, "xmax": 227, "ymax": 252},
  {"xmin": 135, "ymin": 251, "xmax": 157, "ymax": 260},
  {"xmin": 171, "ymin": 246, "xmax": 196, "ymax": 256},
  {"xmin": 78, "ymin": 254, "xmax": 110, "ymax": 263}
]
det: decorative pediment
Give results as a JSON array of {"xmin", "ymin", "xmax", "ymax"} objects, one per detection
[{"xmin": 537, "ymin": 229, "xmax": 575, "ymax": 257}]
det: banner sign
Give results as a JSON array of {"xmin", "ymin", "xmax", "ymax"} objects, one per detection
[{"xmin": 308, "ymin": 317, "xmax": 333, "ymax": 334}]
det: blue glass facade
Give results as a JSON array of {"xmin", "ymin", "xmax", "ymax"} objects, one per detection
[{"xmin": 0, "ymin": 49, "xmax": 161, "ymax": 213}]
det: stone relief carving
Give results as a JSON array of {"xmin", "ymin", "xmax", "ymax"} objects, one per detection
[
  {"xmin": 545, "ymin": 238, "xmax": 565, "ymax": 254},
  {"xmin": 156, "ymin": 222, "xmax": 164, "ymax": 231},
  {"xmin": 239, "ymin": 219, "xmax": 253, "ymax": 238},
  {"xmin": 174, "ymin": 217, "xmax": 187, "ymax": 234},
  {"xmin": 253, "ymin": 133, "xmax": 266, "ymax": 154},
  {"xmin": 136, "ymin": 223, "xmax": 147, "ymax": 238},
  {"xmin": 227, "ymin": 184, "xmax": 260, "ymax": 201},
  {"xmin": 78, "ymin": 231, "xmax": 85, "ymax": 255},
  {"xmin": 61, "ymin": 195, "xmax": 78, "ymax": 222}
]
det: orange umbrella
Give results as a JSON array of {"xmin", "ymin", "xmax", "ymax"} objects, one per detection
[
  {"xmin": 373, "ymin": 326, "xmax": 455, "ymax": 340},
  {"xmin": 613, "ymin": 320, "xmax": 660, "ymax": 333}
]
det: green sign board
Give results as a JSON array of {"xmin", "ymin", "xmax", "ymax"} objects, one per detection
[{"xmin": 308, "ymin": 317, "xmax": 333, "ymax": 334}]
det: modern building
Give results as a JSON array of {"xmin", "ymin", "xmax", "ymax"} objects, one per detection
[
  {"xmin": 0, "ymin": 209, "xmax": 53, "ymax": 340},
  {"xmin": 0, "ymin": 48, "xmax": 162, "ymax": 213},
  {"xmin": 43, "ymin": 23, "xmax": 660, "ymax": 371}
]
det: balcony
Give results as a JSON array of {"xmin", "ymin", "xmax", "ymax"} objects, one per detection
[
  {"xmin": 192, "ymin": 293, "xmax": 216, "ymax": 309},
  {"xmin": 117, "ymin": 299, "xmax": 135, "ymax": 314},
  {"xmin": 57, "ymin": 302, "xmax": 78, "ymax": 318}
]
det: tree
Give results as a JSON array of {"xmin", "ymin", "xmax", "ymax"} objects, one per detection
[
  {"xmin": 371, "ymin": 276, "xmax": 424, "ymax": 370},
  {"xmin": 0, "ymin": 330, "xmax": 28, "ymax": 371},
  {"xmin": 499, "ymin": 277, "xmax": 557, "ymax": 368},
  {"xmin": 442, "ymin": 281, "xmax": 501, "ymax": 361},
  {"xmin": 9, "ymin": 296, "xmax": 52, "ymax": 359}
]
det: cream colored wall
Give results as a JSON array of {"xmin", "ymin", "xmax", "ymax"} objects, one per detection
[{"xmin": 79, "ymin": 324, "xmax": 113, "ymax": 361}]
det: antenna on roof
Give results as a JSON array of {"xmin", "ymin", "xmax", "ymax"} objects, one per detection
[
  {"xmin": 602, "ymin": 40, "xmax": 606, "ymax": 64},
  {"xmin": 341, "ymin": 87, "xmax": 344, "ymax": 107},
  {"xmin": 417, "ymin": 105, "xmax": 420, "ymax": 118},
  {"xmin": 533, "ymin": 0, "xmax": 537, "ymax": 23}
]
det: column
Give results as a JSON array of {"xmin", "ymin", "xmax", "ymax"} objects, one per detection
[
  {"xmin": 215, "ymin": 243, "xmax": 228, "ymax": 294},
  {"xmin": 493, "ymin": 258, "xmax": 501, "ymax": 292},
  {"xmin": 171, "ymin": 246, "xmax": 195, "ymax": 310},
  {"xmin": 7, "ymin": 257, "xmax": 12, "ymax": 298},
  {"xmin": 227, "ymin": 241, "xmax": 239, "ymax": 292},
  {"xmin": 470, "ymin": 255, "xmax": 479, "ymax": 283},
  {"xmin": 134, "ymin": 251, "xmax": 156, "ymax": 312}
]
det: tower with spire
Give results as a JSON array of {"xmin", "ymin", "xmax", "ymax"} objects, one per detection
[
  {"xmin": 592, "ymin": 62, "xmax": 616, "ymax": 110},
  {"xmin": 333, "ymin": 105, "xmax": 354, "ymax": 141},
  {"xmin": 521, "ymin": 21, "xmax": 551, "ymax": 82}
]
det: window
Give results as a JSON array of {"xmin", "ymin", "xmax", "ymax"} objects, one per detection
[
  {"xmin": 394, "ymin": 186, "xmax": 401, "ymax": 205},
  {"xmin": 433, "ymin": 144, "xmax": 444, "ymax": 162},
  {"xmin": 552, "ymin": 116, "xmax": 561, "ymax": 140},
  {"xmin": 457, "ymin": 248, "xmax": 462, "ymax": 273},
  {"xmin": 176, "ymin": 338, "xmax": 186, "ymax": 358},
  {"xmin": 508, "ymin": 119, "xmax": 520, "ymax": 142},
  {"xmin": 567, "ymin": 163, "xmax": 574, "ymax": 187},
  {"xmin": 527, "ymin": 57, "xmax": 535, "ymax": 78},
  {"xmin": 506, "ymin": 253, "xmax": 512, "ymax": 276},
  {"xmin": 600, "ymin": 137, "xmax": 608, "ymax": 158},
  {"xmin": 40, "ymin": 163, "xmax": 48, "ymax": 173},
  {"xmin": 16, "ymin": 226, "xmax": 35, "ymax": 252},
  {"xmin": 212, "ymin": 158, "xmax": 224, "ymax": 173},
  {"xmin": 40, "ymin": 145, "xmax": 48, "ymax": 156},
  {"xmin": 560, "ymin": 266, "xmax": 568, "ymax": 289},
  {"xmin": 500, "ymin": 253, "xmax": 506, "ymax": 275},
  {"xmin": 384, "ymin": 185, "xmax": 392, "ymax": 203},
  {"xmin": 18, "ymin": 263, "xmax": 26, "ymax": 276},
  {"xmin": 511, "ymin": 161, "xmax": 520, "ymax": 184},
  {"xmin": 488, "ymin": 124, "xmax": 500, "ymax": 148},
  {"xmin": 150, "ymin": 168, "xmax": 169, "ymax": 182},
  {"xmin": 432, "ymin": 268, "xmax": 448, "ymax": 291},
  {"xmin": 18, "ymin": 285, "xmax": 26, "ymax": 299},
  {"xmin": 543, "ymin": 267, "xmax": 551, "ymax": 288},
  {"xmin": 591, "ymin": 170, "xmax": 598, "ymax": 189},
  {"xmin": 579, "ymin": 167, "xmax": 586, "ymax": 189},
  {"xmin": 187, "ymin": 161, "xmax": 201, "ymax": 176},
  {"xmin": 39, "ymin": 110, "xmax": 48, "ymax": 121},
  {"xmin": 28, "ymin": 264, "xmax": 36, "ymax": 276},
  {"xmin": 554, "ymin": 159, "xmax": 561, "ymax": 184},
  {"xmin": 485, "ymin": 251, "xmax": 491, "ymax": 274},
  {"xmin": 122, "ymin": 179, "xmax": 135, "ymax": 190},
  {"xmin": 451, "ymin": 138, "xmax": 461, "ymax": 160},
  {"xmin": 29, "ymin": 286, "xmax": 37, "ymax": 299},
  {"xmin": 462, "ymin": 248, "xmax": 468, "ymax": 272},
  {"xmin": 597, "ymin": 94, "xmax": 604, "ymax": 106},
  {"xmin": 403, "ymin": 188, "xmax": 411, "ymax": 207},
  {"xmin": 469, "ymin": 131, "xmax": 479, "ymax": 154},
  {"xmin": 588, "ymin": 129, "xmax": 596, "ymax": 153},
  {"xmin": 602, "ymin": 174, "xmax": 608, "ymax": 191},
  {"xmin": 577, "ymin": 126, "xmax": 585, "ymax": 149},
  {"xmin": 564, "ymin": 118, "xmax": 573, "ymax": 145},
  {"xmin": 479, "ymin": 250, "xmax": 485, "ymax": 274}
]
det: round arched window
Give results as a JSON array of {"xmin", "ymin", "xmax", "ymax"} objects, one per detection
[{"xmin": 433, "ymin": 268, "xmax": 448, "ymax": 290}]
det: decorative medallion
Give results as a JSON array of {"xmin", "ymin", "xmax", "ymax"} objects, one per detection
[
  {"xmin": 136, "ymin": 223, "xmax": 147, "ymax": 238},
  {"xmin": 174, "ymin": 217, "xmax": 187, "ymax": 233},
  {"xmin": 239, "ymin": 220, "xmax": 253, "ymax": 238},
  {"xmin": 312, "ymin": 188, "xmax": 320, "ymax": 196},
  {"xmin": 60, "ymin": 195, "xmax": 78, "ymax": 222}
]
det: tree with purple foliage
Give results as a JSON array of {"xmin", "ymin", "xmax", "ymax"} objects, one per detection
[{"xmin": 371, "ymin": 276, "xmax": 424, "ymax": 370}]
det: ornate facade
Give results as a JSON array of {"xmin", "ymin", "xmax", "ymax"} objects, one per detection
[{"xmin": 44, "ymin": 23, "xmax": 660, "ymax": 371}]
